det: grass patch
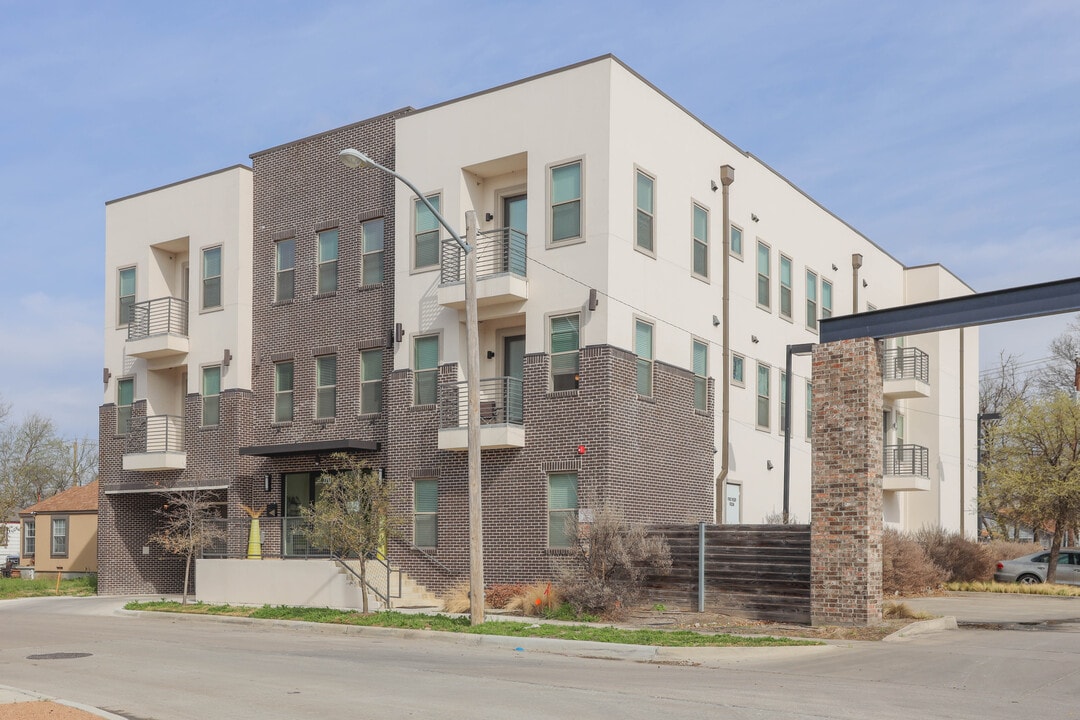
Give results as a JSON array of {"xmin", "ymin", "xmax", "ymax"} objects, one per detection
[
  {"xmin": 0, "ymin": 575, "xmax": 98, "ymax": 600},
  {"xmin": 946, "ymin": 581, "xmax": 1080, "ymax": 597},
  {"xmin": 124, "ymin": 601, "xmax": 819, "ymax": 647}
]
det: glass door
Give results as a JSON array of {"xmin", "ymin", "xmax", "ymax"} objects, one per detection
[
  {"xmin": 283, "ymin": 472, "xmax": 324, "ymax": 556},
  {"xmin": 503, "ymin": 194, "xmax": 527, "ymax": 276},
  {"xmin": 503, "ymin": 334, "xmax": 525, "ymax": 423}
]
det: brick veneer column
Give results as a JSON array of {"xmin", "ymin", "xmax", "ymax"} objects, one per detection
[{"xmin": 810, "ymin": 337, "xmax": 883, "ymax": 626}]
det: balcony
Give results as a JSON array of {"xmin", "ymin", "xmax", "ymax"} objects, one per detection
[
  {"xmin": 438, "ymin": 228, "xmax": 528, "ymax": 309},
  {"xmin": 127, "ymin": 297, "xmax": 189, "ymax": 359},
  {"xmin": 123, "ymin": 415, "xmax": 186, "ymax": 471},
  {"xmin": 438, "ymin": 376, "xmax": 525, "ymax": 450},
  {"xmin": 882, "ymin": 347, "xmax": 930, "ymax": 399},
  {"xmin": 882, "ymin": 444, "xmax": 930, "ymax": 491}
]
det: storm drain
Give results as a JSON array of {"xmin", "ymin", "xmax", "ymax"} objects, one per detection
[{"xmin": 26, "ymin": 652, "xmax": 92, "ymax": 660}]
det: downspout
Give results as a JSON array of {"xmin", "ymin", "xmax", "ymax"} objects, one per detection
[
  {"xmin": 717, "ymin": 165, "xmax": 735, "ymax": 522},
  {"xmin": 959, "ymin": 328, "xmax": 966, "ymax": 536},
  {"xmin": 851, "ymin": 253, "xmax": 863, "ymax": 314}
]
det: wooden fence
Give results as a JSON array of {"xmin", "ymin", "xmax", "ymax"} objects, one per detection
[{"xmin": 642, "ymin": 523, "xmax": 811, "ymax": 624}]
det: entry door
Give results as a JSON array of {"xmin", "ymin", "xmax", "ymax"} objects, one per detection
[
  {"xmin": 724, "ymin": 482, "xmax": 742, "ymax": 524},
  {"xmin": 283, "ymin": 472, "xmax": 323, "ymax": 556},
  {"xmin": 503, "ymin": 194, "xmax": 527, "ymax": 275},
  {"xmin": 503, "ymin": 334, "xmax": 525, "ymax": 423}
]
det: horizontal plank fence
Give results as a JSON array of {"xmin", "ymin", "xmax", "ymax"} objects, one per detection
[{"xmin": 642, "ymin": 523, "xmax": 811, "ymax": 624}]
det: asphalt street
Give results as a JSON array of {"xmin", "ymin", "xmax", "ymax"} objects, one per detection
[{"xmin": 0, "ymin": 595, "xmax": 1077, "ymax": 719}]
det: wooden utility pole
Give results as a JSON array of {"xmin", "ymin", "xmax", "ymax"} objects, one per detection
[{"xmin": 464, "ymin": 210, "xmax": 484, "ymax": 625}]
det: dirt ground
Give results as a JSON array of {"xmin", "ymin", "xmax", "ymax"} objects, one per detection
[{"xmin": 0, "ymin": 701, "xmax": 103, "ymax": 719}]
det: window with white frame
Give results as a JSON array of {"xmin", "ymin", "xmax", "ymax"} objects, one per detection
[
  {"xmin": 413, "ymin": 479, "xmax": 438, "ymax": 548},
  {"xmin": 116, "ymin": 378, "xmax": 134, "ymax": 434},
  {"xmin": 779, "ymin": 370, "xmax": 788, "ymax": 436},
  {"xmin": 362, "ymin": 217, "xmax": 384, "ymax": 286},
  {"xmin": 360, "ymin": 349, "xmax": 382, "ymax": 415},
  {"xmin": 756, "ymin": 241, "xmax": 771, "ymax": 310},
  {"xmin": 317, "ymin": 229, "xmax": 338, "ymax": 294},
  {"xmin": 731, "ymin": 352, "xmax": 745, "ymax": 386},
  {"xmin": 550, "ymin": 161, "xmax": 582, "ymax": 243},
  {"xmin": 51, "ymin": 517, "xmax": 68, "ymax": 557},
  {"xmin": 316, "ymin": 354, "xmax": 337, "ymax": 419},
  {"xmin": 634, "ymin": 319, "xmax": 654, "ymax": 397},
  {"xmin": 414, "ymin": 336, "xmax": 439, "ymax": 405},
  {"xmin": 822, "ymin": 279, "xmax": 833, "ymax": 320},
  {"xmin": 118, "ymin": 266, "xmax": 136, "ymax": 325},
  {"xmin": 550, "ymin": 314, "xmax": 580, "ymax": 391},
  {"xmin": 692, "ymin": 203, "xmax": 709, "ymax": 278},
  {"xmin": 635, "ymin": 169, "xmax": 654, "ymax": 253},
  {"xmin": 202, "ymin": 365, "xmax": 221, "ymax": 427},
  {"xmin": 756, "ymin": 363, "xmax": 771, "ymax": 430},
  {"xmin": 806, "ymin": 269, "xmax": 819, "ymax": 330},
  {"xmin": 548, "ymin": 472, "xmax": 578, "ymax": 548},
  {"xmin": 730, "ymin": 225, "xmax": 743, "ymax": 258},
  {"xmin": 693, "ymin": 339, "xmax": 708, "ymax": 411},
  {"xmin": 23, "ymin": 521, "xmax": 35, "ymax": 557},
  {"xmin": 779, "ymin": 254, "xmax": 793, "ymax": 320},
  {"xmin": 275, "ymin": 238, "xmax": 295, "ymax": 301},
  {"xmin": 274, "ymin": 361, "xmax": 294, "ymax": 423},
  {"xmin": 414, "ymin": 195, "xmax": 441, "ymax": 269},
  {"xmin": 202, "ymin": 246, "xmax": 222, "ymax": 310},
  {"xmin": 805, "ymin": 381, "xmax": 813, "ymax": 441}
]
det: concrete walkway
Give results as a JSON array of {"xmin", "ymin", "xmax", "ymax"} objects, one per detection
[{"xmin": 901, "ymin": 592, "xmax": 1080, "ymax": 625}]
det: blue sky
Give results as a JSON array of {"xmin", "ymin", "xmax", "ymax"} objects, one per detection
[{"xmin": 1, "ymin": 1, "xmax": 1077, "ymax": 441}]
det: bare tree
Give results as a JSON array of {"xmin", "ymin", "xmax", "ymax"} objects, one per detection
[
  {"xmin": 1037, "ymin": 314, "xmax": 1080, "ymax": 396},
  {"xmin": 149, "ymin": 488, "xmax": 226, "ymax": 604}
]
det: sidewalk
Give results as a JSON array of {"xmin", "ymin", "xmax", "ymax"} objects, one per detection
[{"xmin": 0, "ymin": 685, "xmax": 126, "ymax": 720}]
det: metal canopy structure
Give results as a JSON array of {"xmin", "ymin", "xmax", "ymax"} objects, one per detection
[
  {"xmin": 819, "ymin": 276, "xmax": 1080, "ymax": 343},
  {"xmin": 238, "ymin": 439, "xmax": 379, "ymax": 456}
]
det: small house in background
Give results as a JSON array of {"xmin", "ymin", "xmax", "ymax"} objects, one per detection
[
  {"xmin": 18, "ymin": 479, "xmax": 99, "ymax": 580},
  {"xmin": 1, "ymin": 517, "xmax": 20, "ymax": 564}
]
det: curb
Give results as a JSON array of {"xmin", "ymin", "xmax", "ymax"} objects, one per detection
[
  {"xmin": 883, "ymin": 615, "xmax": 958, "ymax": 641},
  {"xmin": 0, "ymin": 685, "xmax": 128, "ymax": 720}
]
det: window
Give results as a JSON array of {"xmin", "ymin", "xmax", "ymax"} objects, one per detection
[
  {"xmin": 51, "ymin": 517, "xmax": 68, "ymax": 557},
  {"xmin": 806, "ymin": 269, "xmax": 819, "ymax": 330},
  {"xmin": 274, "ymin": 361, "xmax": 294, "ymax": 423},
  {"xmin": 779, "ymin": 371, "xmax": 788, "ymax": 436},
  {"xmin": 730, "ymin": 225, "xmax": 743, "ymax": 258},
  {"xmin": 360, "ymin": 349, "xmax": 382, "ymax": 414},
  {"xmin": 315, "ymin": 355, "xmax": 337, "ymax": 419},
  {"xmin": 805, "ymin": 381, "xmax": 813, "ymax": 441},
  {"xmin": 548, "ymin": 472, "xmax": 578, "ymax": 548},
  {"xmin": 117, "ymin": 378, "xmax": 134, "ymax": 434},
  {"xmin": 317, "ymin": 229, "xmax": 338, "ymax": 294},
  {"xmin": 275, "ymin": 238, "xmax": 295, "ymax": 301},
  {"xmin": 414, "ymin": 336, "xmax": 439, "ymax": 405},
  {"xmin": 756, "ymin": 242, "xmax": 771, "ymax": 309},
  {"xmin": 362, "ymin": 218, "xmax": 384, "ymax": 285},
  {"xmin": 202, "ymin": 246, "xmax": 221, "ymax": 310},
  {"xmin": 634, "ymin": 319, "xmax": 654, "ymax": 397},
  {"xmin": 550, "ymin": 161, "xmax": 582, "ymax": 243},
  {"xmin": 693, "ymin": 339, "xmax": 708, "ymax": 411},
  {"xmin": 779, "ymin": 254, "xmax": 793, "ymax": 320},
  {"xmin": 413, "ymin": 479, "xmax": 438, "ymax": 548},
  {"xmin": 692, "ymin": 203, "xmax": 709, "ymax": 278},
  {"xmin": 118, "ymin": 267, "xmax": 136, "ymax": 325},
  {"xmin": 202, "ymin": 366, "xmax": 221, "ymax": 427},
  {"xmin": 550, "ymin": 314, "xmax": 580, "ymax": 391},
  {"xmin": 756, "ymin": 363, "xmax": 771, "ymax": 430},
  {"xmin": 23, "ymin": 521, "xmax": 35, "ymax": 557},
  {"xmin": 635, "ymin": 170, "xmax": 654, "ymax": 253},
  {"xmin": 731, "ymin": 353, "xmax": 745, "ymax": 386},
  {"xmin": 822, "ymin": 279, "xmax": 833, "ymax": 320},
  {"xmin": 414, "ymin": 195, "xmax": 441, "ymax": 269}
]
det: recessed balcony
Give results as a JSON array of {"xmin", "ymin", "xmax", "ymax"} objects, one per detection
[
  {"xmin": 126, "ymin": 297, "xmax": 189, "ymax": 359},
  {"xmin": 882, "ymin": 443, "xmax": 930, "ymax": 491},
  {"xmin": 438, "ymin": 376, "xmax": 525, "ymax": 450},
  {"xmin": 882, "ymin": 346, "xmax": 930, "ymax": 399},
  {"xmin": 438, "ymin": 228, "xmax": 528, "ymax": 309},
  {"xmin": 123, "ymin": 415, "xmax": 186, "ymax": 471}
]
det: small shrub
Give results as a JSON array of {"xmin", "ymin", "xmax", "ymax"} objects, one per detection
[
  {"xmin": 983, "ymin": 539, "xmax": 1042, "ymax": 565},
  {"xmin": 882, "ymin": 601, "xmax": 932, "ymax": 620},
  {"xmin": 485, "ymin": 583, "xmax": 526, "ymax": 609},
  {"xmin": 504, "ymin": 583, "xmax": 562, "ymax": 616},
  {"xmin": 440, "ymin": 582, "xmax": 471, "ymax": 613},
  {"xmin": 914, "ymin": 527, "xmax": 993, "ymax": 582},
  {"xmin": 882, "ymin": 528, "xmax": 946, "ymax": 595}
]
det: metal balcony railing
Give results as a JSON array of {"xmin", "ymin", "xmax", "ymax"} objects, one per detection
[
  {"xmin": 883, "ymin": 444, "xmax": 929, "ymax": 477},
  {"xmin": 127, "ymin": 297, "xmax": 188, "ymax": 340},
  {"xmin": 883, "ymin": 346, "xmax": 929, "ymax": 384},
  {"xmin": 439, "ymin": 376, "xmax": 524, "ymax": 429},
  {"xmin": 129, "ymin": 415, "xmax": 185, "ymax": 454},
  {"xmin": 440, "ymin": 228, "xmax": 527, "ymax": 285}
]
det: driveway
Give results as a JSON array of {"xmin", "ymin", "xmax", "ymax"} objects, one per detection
[{"xmin": 901, "ymin": 592, "xmax": 1080, "ymax": 626}]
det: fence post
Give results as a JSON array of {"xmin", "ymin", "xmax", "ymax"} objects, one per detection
[{"xmin": 698, "ymin": 521, "xmax": 706, "ymax": 613}]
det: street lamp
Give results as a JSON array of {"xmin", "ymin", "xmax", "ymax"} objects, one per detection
[{"xmin": 339, "ymin": 148, "xmax": 486, "ymax": 625}]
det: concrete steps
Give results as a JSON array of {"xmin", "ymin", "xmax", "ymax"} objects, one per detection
[{"xmin": 336, "ymin": 559, "xmax": 440, "ymax": 610}]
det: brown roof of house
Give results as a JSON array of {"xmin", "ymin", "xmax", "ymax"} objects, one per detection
[{"xmin": 19, "ymin": 479, "xmax": 99, "ymax": 515}]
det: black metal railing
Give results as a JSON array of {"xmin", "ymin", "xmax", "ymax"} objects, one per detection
[
  {"xmin": 128, "ymin": 296, "xmax": 188, "ymax": 340},
  {"xmin": 440, "ymin": 228, "xmax": 527, "ymax": 285},
  {"xmin": 883, "ymin": 444, "xmax": 929, "ymax": 477},
  {"xmin": 439, "ymin": 376, "xmax": 524, "ymax": 429},
  {"xmin": 127, "ymin": 415, "xmax": 184, "ymax": 454},
  {"xmin": 333, "ymin": 553, "xmax": 402, "ymax": 607},
  {"xmin": 883, "ymin": 346, "xmax": 929, "ymax": 384}
]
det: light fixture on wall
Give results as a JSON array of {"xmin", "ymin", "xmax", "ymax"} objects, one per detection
[
  {"xmin": 751, "ymin": 214, "xmax": 760, "ymax": 223},
  {"xmin": 832, "ymin": 263, "xmax": 838, "ymax": 271},
  {"xmin": 102, "ymin": 368, "xmax": 111, "ymax": 384},
  {"xmin": 711, "ymin": 180, "xmax": 718, "ymax": 192},
  {"xmin": 263, "ymin": 474, "xmax": 271, "ymax": 492},
  {"xmin": 712, "ymin": 315, "xmax": 721, "ymax": 327},
  {"xmin": 484, "ymin": 212, "xmax": 494, "ymax": 222},
  {"xmin": 862, "ymin": 279, "xmax": 869, "ymax": 288},
  {"xmin": 588, "ymin": 288, "xmax": 599, "ymax": 311},
  {"xmin": 223, "ymin": 348, "xmax": 232, "ymax": 368},
  {"xmin": 395, "ymin": 322, "xmax": 405, "ymax": 344},
  {"xmin": 766, "ymin": 460, "xmax": 774, "ymax": 470},
  {"xmin": 751, "ymin": 335, "xmax": 759, "ymax": 344},
  {"xmin": 486, "ymin": 350, "xmax": 495, "ymax": 359}
]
